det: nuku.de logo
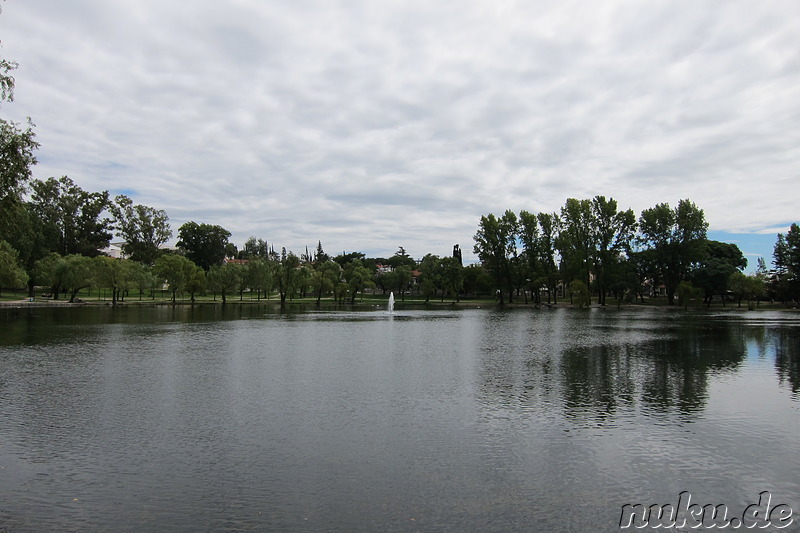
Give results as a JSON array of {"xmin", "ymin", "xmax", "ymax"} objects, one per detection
[{"xmin": 619, "ymin": 491, "xmax": 793, "ymax": 529}]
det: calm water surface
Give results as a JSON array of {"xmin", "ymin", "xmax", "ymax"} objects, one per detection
[{"xmin": 0, "ymin": 305, "xmax": 798, "ymax": 532}]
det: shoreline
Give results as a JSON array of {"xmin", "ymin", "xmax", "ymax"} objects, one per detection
[{"xmin": 1, "ymin": 296, "xmax": 796, "ymax": 312}]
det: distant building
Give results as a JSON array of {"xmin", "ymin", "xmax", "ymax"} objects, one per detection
[{"xmin": 100, "ymin": 242, "xmax": 128, "ymax": 259}]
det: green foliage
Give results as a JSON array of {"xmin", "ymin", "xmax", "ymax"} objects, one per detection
[
  {"xmin": 590, "ymin": 196, "xmax": 636, "ymax": 305},
  {"xmin": 311, "ymin": 260, "xmax": 341, "ymax": 304},
  {"xmin": 1, "ymin": 56, "xmax": 18, "ymax": 102},
  {"xmin": 33, "ymin": 253, "xmax": 67, "ymax": 298},
  {"xmin": 556, "ymin": 198, "xmax": 594, "ymax": 289},
  {"xmin": 473, "ymin": 210, "xmax": 518, "ymax": 304},
  {"xmin": 439, "ymin": 256, "xmax": 463, "ymax": 302},
  {"xmin": 638, "ymin": 199, "xmax": 708, "ymax": 305},
  {"xmin": 207, "ymin": 263, "xmax": 240, "ymax": 303},
  {"xmin": 0, "ymin": 118, "xmax": 38, "ymax": 211},
  {"xmin": 245, "ymin": 259, "xmax": 274, "ymax": 300},
  {"xmin": 345, "ymin": 260, "xmax": 375, "ymax": 303},
  {"xmin": 0, "ymin": 240, "xmax": 28, "ymax": 295},
  {"xmin": 729, "ymin": 271, "xmax": 766, "ymax": 309},
  {"xmin": 93, "ymin": 256, "xmax": 129, "ymax": 304},
  {"xmin": 462, "ymin": 264, "xmax": 494, "ymax": 297},
  {"xmin": 334, "ymin": 251, "xmax": 366, "ymax": 269},
  {"xmin": 536, "ymin": 212, "xmax": 560, "ymax": 304},
  {"xmin": 61, "ymin": 254, "xmax": 95, "ymax": 302},
  {"xmin": 691, "ymin": 240, "xmax": 746, "ymax": 306},
  {"xmin": 677, "ymin": 281, "xmax": 702, "ymax": 309},
  {"xmin": 393, "ymin": 265, "xmax": 413, "ymax": 300},
  {"xmin": 387, "ymin": 246, "xmax": 416, "ymax": 269},
  {"xmin": 30, "ymin": 176, "xmax": 112, "ymax": 256},
  {"xmin": 176, "ymin": 221, "xmax": 231, "ymax": 271},
  {"xmin": 567, "ymin": 280, "xmax": 590, "ymax": 308},
  {"xmin": 154, "ymin": 254, "xmax": 199, "ymax": 303},
  {"xmin": 183, "ymin": 265, "xmax": 204, "ymax": 302},
  {"xmin": 418, "ymin": 254, "xmax": 443, "ymax": 302},
  {"xmin": 275, "ymin": 250, "xmax": 301, "ymax": 306},
  {"xmin": 416, "ymin": 254, "xmax": 463, "ymax": 302},
  {"xmin": 773, "ymin": 223, "xmax": 800, "ymax": 304},
  {"xmin": 110, "ymin": 195, "xmax": 172, "ymax": 265},
  {"xmin": 241, "ymin": 237, "xmax": 269, "ymax": 260}
]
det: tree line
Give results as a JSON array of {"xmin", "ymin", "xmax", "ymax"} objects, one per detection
[{"xmin": 474, "ymin": 197, "xmax": 798, "ymax": 308}]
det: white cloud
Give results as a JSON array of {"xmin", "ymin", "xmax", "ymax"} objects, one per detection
[{"xmin": 3, "ymin": 0, "xmax": 799, "ymax": 260}]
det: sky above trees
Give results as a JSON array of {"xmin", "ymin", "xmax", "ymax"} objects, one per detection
[{"xmin": 2, "ymin": 1, "xmax": 798, "ymax": 264}]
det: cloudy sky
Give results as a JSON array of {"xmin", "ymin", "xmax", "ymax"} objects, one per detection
[{"xmin": 2, "ymin": 1, "xmax": 798, "ymax": 265}]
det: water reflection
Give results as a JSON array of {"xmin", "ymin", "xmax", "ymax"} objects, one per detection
[
  {"xmin": 774, "ymin": 328, "xmax": 800, "ymax": 396},
  {"xmin": 0, "ymin": 305, "xmax": 798, "ymax": 532},
  {"xmin": 475, "ymin": 309, "xmax": 795, "ymax": 425}
]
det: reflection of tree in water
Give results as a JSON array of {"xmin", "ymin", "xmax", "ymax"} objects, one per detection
[
  {"xmin": 774, "ymin": 328, "xmax": 800, "ymax": 396},
  {"xmin": 637, "ymin": 323, "xmax": 746, "ymax": 415},
  {"xmin": 560, "ymin": 344, "xmax": 639, "ymax": 425},
  {"xmin": 475, "ymin": 313, "xmax": 766, "ymax": 427}
]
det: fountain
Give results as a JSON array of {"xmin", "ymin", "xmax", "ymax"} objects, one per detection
[{"xmin": 388, "ymin": 292, "xmax": 395, "ymax": 313}]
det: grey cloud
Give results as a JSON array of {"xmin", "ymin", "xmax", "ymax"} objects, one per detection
[{"xmin": 2, "ymin": 0, "xmax": 799, "ymax": 261}]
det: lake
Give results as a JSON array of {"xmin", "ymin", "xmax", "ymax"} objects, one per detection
[{"xmin": 1, "ymin": 304, "xmax": 798, "ymax": 532}]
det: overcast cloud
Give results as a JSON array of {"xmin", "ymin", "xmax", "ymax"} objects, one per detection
[{"xmin": 2, "ymin": 1, "xmax": 799, "ymax": 262}]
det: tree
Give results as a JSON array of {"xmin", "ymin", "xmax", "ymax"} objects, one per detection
[
  {"xmin": 773, "ymin": 223, "xmax": 800, "ymax": 305},
  {"xmin": 246, "ymin": 259, "xmax": 273, "ymax": 300},
  {"xmin": 61, "ymin": 254, "xmax": 95, "ymax": 302},
  {"xmin": 154, "ymin": 254, "xmax": 198, "ymax": 303},
  {"xmin": 387, "ymin": 246, "xmax": 416, "ymax": 270},
  {"xmin": 691, "ymin": 241, "xmax": 746, "ymax": 306},
  {"xmin": 33, "ymin": 253, "xmax": 67, "ymax": 299},
  {"xmin": 110, "ymin": 195, "xmax": 172, "ymax": 265},
  {"xmin": 638, "ymin": 199, "xmax": 708, "ymax": 305},
  {"xmin": 0, "ymin": 240, "xmax": 28, "ymax": 296},
  {"xmin": 314, "ymin": 240, "xmax": 329, "ymax": 263},
  {"xmin": 207, "ymin": 263, "xmax": 240, "ymax": 304},
  {"xmin": 0, "ymin": 118, "xmax": 38, "ymax": 235},
  {"xmin": 176, "ymin": 221, "xmax": 231, "ymax": 271},
  {"xmin": 462, "ymin": 264, "xmax": 494, "ymax": 298},
  {"xmin": 345, "ymin": 260, "xmax": 375, "ymax": 303},
  {"xmin": 567, "ymin": 280, "xmax": 590, "ymax": 308},
  {"xmin": 275, "ymin": 249, "xmax": 301, "ymax": 307},
  {"xmin": 0, "ymin": 34, "xmax": 40, "ymax": 243},
  {"xmin": 93, "ymin": 256, "xmax": 131, "ymax": 305},
  {"xmin": 182, "ymin": 264, "xmax": 204, "ymax": 302},
  {"xmin": 311, "ymin": 260, "xmax": 341, "ymax": 305},
  {"xmin": 590, "ymin": 196, "xmax": 636, "ymax": 305},
  {"xmin": 729, "ymin": 271, "xmax": 765, "ymax": 310},
  {"xmin": 393, "ymin": 265, "xmax": 413, "ymax": 301},
  {"xmin": 129, "ymin": 262, "xmax": 157, "ymax": 300},
  {"xmin": 440, "ymin": 256, "xmax": 463, "ymax": 302},
  {"xmin": 677, "ymin": 281, "xmax": 701, "ymax": 309},
  {"xmin": 518, "ymin": 210, "xmax": 543, "ymax": 304},
  {"xmin": 418, "ymin": 254, "xmax": 443, "ymax": 302},
  {"xmin": 225, "ymin": 242, "xmax": 238, "ymax": 260},
  {"xmin": 334, "ymin": 251, "xmax": 366, "ymax": 269},
  {"xmin": 473, "ymin": 210, "xmax": 518, "ymax": 304},
  {"xmin": 241, "ymin": 237, "xmax": 269, "ymax": 260},
  {"xmin": 1, "ymin": 55, "xmax": 18, "ymax": 103},
  {"xmin": 556, "ymin": 198, "xmax": 594, "ymax": 291},
  {"xmin": 608, "ymin": 257, "xmax": 639, "ymax": 307},
  {"xmin": 537, "ymin": 212, "xmax": 560, "ymax": 304},
  {"xmin": 29, "ymin": 176, "xmax": 112, "ymax": 256}
]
